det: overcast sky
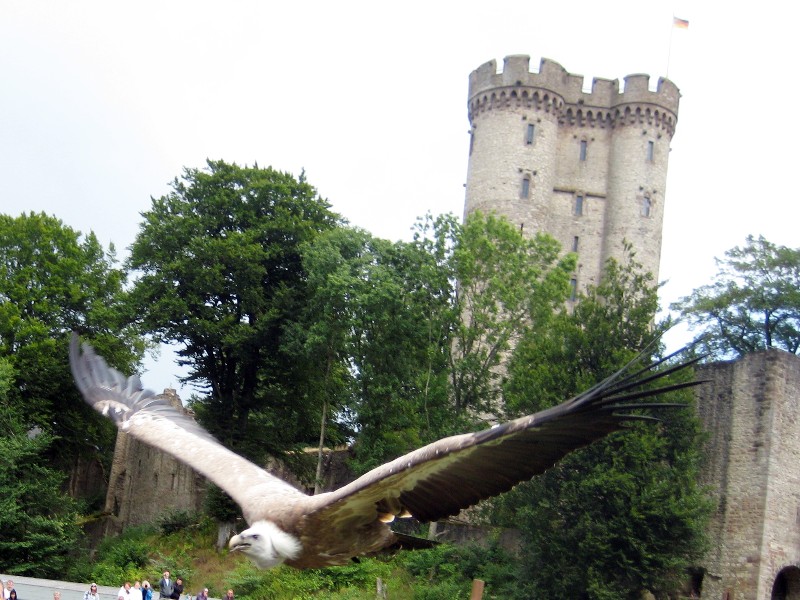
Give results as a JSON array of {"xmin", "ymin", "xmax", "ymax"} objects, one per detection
[{"xmin": 2, "ymin": 0, "xmax": 796, "ymax": 396}]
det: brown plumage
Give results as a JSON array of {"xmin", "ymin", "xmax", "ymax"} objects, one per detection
[{"xmin": 69, "ymin": 333, "xmax": 700, "ymax": 569}]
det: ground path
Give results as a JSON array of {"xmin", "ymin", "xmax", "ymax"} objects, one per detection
[{"xmin": 0, "ymin": 575, "xmax": 217, "ymax": 600}]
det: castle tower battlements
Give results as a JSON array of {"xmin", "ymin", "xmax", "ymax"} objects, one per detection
[
  {"xmin": 468, "ymin": 56, "xmax": 679, "ymax": 137},
  {"xmin": 464, "ymin": 56, "xmax": 680, "ymax": 292}
]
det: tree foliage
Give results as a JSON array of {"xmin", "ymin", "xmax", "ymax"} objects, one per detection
[
  {"xmin": 291, "ymin": 222, "xmax": 457, "ymax": 476},
  {"xmin": 0, "ymin": 212, "xmax": 140, "ymax": 468},
  {"xmin": 0, "ymin": 358, "xmax": 84, "ymax": 577},
  {"xmin": 128, "ymin": 160, "xmax": 341, "ymax": 462},
  {"xmin": 672, "ymin": 234, "xmax": 800, "ymax": 358},
  {"xmin": 493, "ymin": 249, "xmax": 711, "ymax": 600},
  {"xmin": 294, "ymin": 212, "xmax": 574, "ymax": 474},
  {"xmin": 450, "ymin": 212, "xmax": 574, "ymax": 415}
]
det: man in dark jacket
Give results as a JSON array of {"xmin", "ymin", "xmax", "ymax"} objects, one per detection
[{"xmin": 159, "ymin": 572, "xmax": 173, "ymax": 600}]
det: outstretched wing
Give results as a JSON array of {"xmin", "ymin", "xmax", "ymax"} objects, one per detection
[
  {"xmin": 305, "ymin": 349, "xmax": 702, "ymax": 525},
  {"xmin": 69, "ymin": 333, "xmax": 306, "ymax": 523}
]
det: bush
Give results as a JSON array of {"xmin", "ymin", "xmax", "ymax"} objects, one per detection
[
  {"xmin": 159, "ymin": 510, "xmax": 197, "ymax": 535},
  {"xmin": 227, "ymin": 557, "xmax": 394, "ymax": 599},
  {"xmin": 90, "ymin": 530, "xmax": 155, "ymax": 585},
  {"xmin": 413, "ymin": 581, "xmax": 468, "ymax": 600},
  {"xmin": 394, "ymin": 541, "xmax": 519, "ymax": 599}
]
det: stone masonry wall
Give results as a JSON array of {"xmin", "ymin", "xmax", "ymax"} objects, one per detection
[
  {"xmin": 696, "ymin": 351, "xmax": 800, "ymax": 600},
  {"xmin": 101, "ymin": 389, "xmax": 206, "ymax": 536},
  {"xmin": 464, "ymin": 56, "xmax": 678, "ymax": 292}
]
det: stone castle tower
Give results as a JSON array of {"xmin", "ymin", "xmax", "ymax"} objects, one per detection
[{"xmin": 464, "ymin": 56, "xmax": 680, "ymax": 291}]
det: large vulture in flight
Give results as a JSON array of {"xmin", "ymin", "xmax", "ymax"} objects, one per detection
[{"xmin": 69, "ymin": 333, "xmax": 700, "ymax": 570}]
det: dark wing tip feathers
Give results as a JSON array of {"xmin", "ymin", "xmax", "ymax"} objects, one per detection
[
  {"xmin": 567, "ymin": 347, "xmax": 705, "ymax": 418},
  {"xmin": 399, "ymin": 347, "xmax": 703, "ymax": 521}
]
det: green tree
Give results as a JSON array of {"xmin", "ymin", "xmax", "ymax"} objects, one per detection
[
  {"xmin": 334, "ymin": 212, "xmax": 573, "ymax": 473},
  {"xmin": 0, "ymin": 358, "xmax": 84, "ymax": 577},
  {"xmin": 346, "ymin": 224, "xmax": 456, "ymax": 473},
  {"xmin": 294, "ymin": 223, "xmax": 456, "ymax": 476},
  {"xmin": 496, "ymin": 250, "xmax": 710, "ymax": 600},
  {"xmin": 450, "ymin": 212, "xmax": 574, "ymax": 415},
  {"xmin": 0, "ymin": 212, "xmax": 140, "ymax": 474},
  {"xmin": 128, "ymin": 160, "xmax": 340, "ymax": 462},
  {"xmin": 672, "ymin": 234, "xmax": 800, "ymax": 358},
  {"xmin": 287, "ymin": 226, "xmax": 376, "ymax": 487}
]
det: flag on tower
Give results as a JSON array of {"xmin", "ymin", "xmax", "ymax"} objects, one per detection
[{"xmin": 673, "ymin": 16, "xmax": 689, "ymax": 29}]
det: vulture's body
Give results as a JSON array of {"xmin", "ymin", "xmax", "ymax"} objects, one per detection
[{"xmin": 69, "ymin": 334, "xmax": 700, "ymax": 569}]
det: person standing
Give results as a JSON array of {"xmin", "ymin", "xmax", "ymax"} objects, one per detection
[
  {"xmin": 171, "ymin": 578, "xmax": 183, "ymax": 600},
  {"xmin": 116, "ymin": 582, "xmax": 131, "ymax": 600},
  {"xmin": 131, "ymin": 582, "xmax": 142, "ymax": 600},
  {"xmin": 84, "ymin": 583, "xmax": 100, "ymax": 600},
  {"xmin": 4, "ymin": 580, "xmax": 15, "ymax": 600},
  {"xmin": 159, "ymin": 572, "xmax": 173, "ymax": 600},
  {"xmin": 224, "ymin": 590, "xmax": 234, "ymax": 600},
  {"xmin": 195, "ymin": 589, "xmax": 208, "ymax": 600},
  {"xmin": 141, "ymin": 581, "xmax": 152, "ymax": 600}
]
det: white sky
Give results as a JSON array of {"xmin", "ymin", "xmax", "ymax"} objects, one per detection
[{"xmin": 2, "ymin": 0, "xmax": 797, "ymax": 396}]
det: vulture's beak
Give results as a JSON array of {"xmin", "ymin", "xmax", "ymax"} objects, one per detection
[{"xmin": 229, "ymin": 533, "xmax": 245, "ymax": 552}]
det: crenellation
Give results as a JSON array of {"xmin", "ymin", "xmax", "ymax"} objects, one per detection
[
  {"xmin": 588, "ymin": 76, "xmax": 617, "ymax": 101},
  {"xmin": 500, "ymin": 54, "xmax": 536, "ymax": 86},
  {"xmin": 468, "ymin": 56, "xmax": 679, "ymax": 130},
  {"xmin": 620, "ymin": 73, "xmax": 651, "ymax": 93}
]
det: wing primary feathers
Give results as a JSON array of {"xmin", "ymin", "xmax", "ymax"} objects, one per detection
[
  {"xmin": 69, "ymin": 333, "xmax": 209, "ymax": 438},
  {"xmin": 570, "ymin": 347, "xmax": 704, "ymax": 413},
  {"xmin": 567, "ymin": 337, "xmax": 665, "ymax": 403},
  {"xmin": 317, "ymin": 342, "xmax": 704, "ymax": 527},
  {"xmin": 601, "ymin": 355, "xmax": 705, "ymax": 398},
  {"xmin": 592, "ymin": 379, "xmax": 706, "ymax": 411}
]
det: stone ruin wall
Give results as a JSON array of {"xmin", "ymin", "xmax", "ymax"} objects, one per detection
[
  {"xmin": 98, "ymin": 389, "xmax": 206, "ymax": 537},
  {"xmin": 695, "ymin": 350, "xmax": 800, "ymax": 600}
]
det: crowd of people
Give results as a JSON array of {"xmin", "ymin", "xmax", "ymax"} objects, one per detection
[
  {"xmin": 1, "ymin": 575, "xmax": 233, "ymax": 600},
  {"xmin": 109, "ymin": 573, "xmax": 230, "ymax": 600}
]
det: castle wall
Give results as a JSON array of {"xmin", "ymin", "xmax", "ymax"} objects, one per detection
[
  {"xmin": 696, "ymin": 351, "xmax": 800, "ymax": 600},
  {"xmin": 465, "ymin": 56, "xmax": 679, "ymax": 290},
  {"xmin": 101, "ymin": 390, "xmax": 206, "ymax": 535}
]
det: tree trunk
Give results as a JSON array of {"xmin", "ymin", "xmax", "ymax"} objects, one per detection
[{"xmin": 216, "ymin": 521, "xmax": 237, "ymax": 550}]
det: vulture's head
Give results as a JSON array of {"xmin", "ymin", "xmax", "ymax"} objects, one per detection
[{"xmin": 228, "ymin": 520, "xmax": 302, "ymax": 569}]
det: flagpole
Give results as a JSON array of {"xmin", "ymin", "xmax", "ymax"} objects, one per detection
[{"xmin": 667, "ymin": 16, "xmax": 689, "ymax": 79}]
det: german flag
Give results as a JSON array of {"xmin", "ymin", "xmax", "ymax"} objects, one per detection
[{"xmin": 673, "ymin": 16, "xmax": 689, "ymax": 29}]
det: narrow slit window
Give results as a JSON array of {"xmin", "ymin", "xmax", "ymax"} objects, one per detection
[
  {"xmin": 521, "ymin": 177, "xmax": 530, "ymax": 199},
  {"xmin": 647, "ymin": 140, "xmax": 654, "ymax": 162},
  {"xmin": 526, "ymin": 123, "xmax": 535, "ymax": 145},
  {"xmin": 574, "ymin": 195, "xmax": 584, "ymax": 216},
  {"xmin": 642, "ymin": 196, "xmax": 652, "ymax": 217},
  {"xmin": 569, "ymin": 278, "xmax": 578, "ymax": 301},
  {"xmin": 572, "ymin": 236, "xmax": 579, "ymax": 252},
  {"xmin": 579, "ymin": 140, "xmax": 587, "ymax": 161}
]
